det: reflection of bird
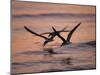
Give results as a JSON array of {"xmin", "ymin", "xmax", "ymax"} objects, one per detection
[
  {"xmin": 52, "ymin": 22, "xmax": 81, "ymax": 46},
  {"xmin": 24, "ymin": 26, "xmax": 53, "ymax": 46},
  {"xmin": 44, "ymin": 48, "xmax": 57, "ymax": 54},
  {"xmin": 62, "ymin": 57, "xmax": 72, "ymax": 65}
]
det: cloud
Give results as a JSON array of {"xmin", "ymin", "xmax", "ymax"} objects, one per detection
[{"xmin": 13, "ymin": 13, "xmax": 95, "ymax": 19}]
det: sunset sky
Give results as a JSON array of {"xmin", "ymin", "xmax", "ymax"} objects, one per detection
[
  {"xmin": 12, "ymin": 0, "xmax": 96, "ymax": 16},
  {"xmin": 12, "ymin": 0, "xmax": 96, "ymax": 52},
  {"xmin": 11, "ymin": 1, "xmax": 96, "ymax": 74}
]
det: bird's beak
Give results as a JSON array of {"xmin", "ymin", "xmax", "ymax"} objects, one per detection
[{"xmin": 48, "ymin": 34, "xmax": 51, "ymax": 37}]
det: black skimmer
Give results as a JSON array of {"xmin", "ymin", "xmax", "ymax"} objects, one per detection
[
  {"xmin": 24, "ymin": 26, "xmax": 56, "ymax": 46},
  {"xmin": 52, "ymin": 22, "xmax": 81, "ymax": 46}
]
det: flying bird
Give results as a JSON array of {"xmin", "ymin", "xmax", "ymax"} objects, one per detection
[
  {"xmin": 24, "ymin": 26, "xmax": 55, "ymax": 46},
  {"xmin": 52, "ymin": 22, "xmax": 81, "ymax": 46}
]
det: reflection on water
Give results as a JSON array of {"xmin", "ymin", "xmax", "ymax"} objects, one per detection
[
  {"xmin": 11, "ymin": 1, "xmax": 96, "ymax": 74},
  {"xmin": 12, "ymin": 42, "xmax": 96, "ymax": 74}
]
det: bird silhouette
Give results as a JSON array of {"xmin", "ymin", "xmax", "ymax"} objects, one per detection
[
  {"xmin": 24, "ymin": 26, "xmax": 55, "ymax": 46},
  {"xmin": 52, "ymin": 22, "xmax": 81, "ymax": 46}
]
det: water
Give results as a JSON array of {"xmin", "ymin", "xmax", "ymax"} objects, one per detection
[
  {"xmin": 11, "ymin": 1, "xmax": 96, "ymax": 74},
  {"xmin": 12, "ymin": 43, "xmax": 96, "ymax": 74}
]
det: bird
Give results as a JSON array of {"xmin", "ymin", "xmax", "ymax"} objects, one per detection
[
  {"xmin": 52, "ymin": 22, "xmax": 81, "ymax": 46},
  {"xmin": 24, "ymin": 26, "xmax": 54, "ymax": 46}
]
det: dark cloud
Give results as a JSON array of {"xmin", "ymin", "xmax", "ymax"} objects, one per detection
[{"xmin": 13, "ymin": 13, "xmax": 95, "ymax": 19}]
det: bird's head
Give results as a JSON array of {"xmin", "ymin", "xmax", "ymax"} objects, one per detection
[
  {"xmin": 48, "ymin": 33, "xmax": 52, "ymax": 37},
  {"xmin": 43, "ymin": 39, "xmax": 53, "ymax": 46}
]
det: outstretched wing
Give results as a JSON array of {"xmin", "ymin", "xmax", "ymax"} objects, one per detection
[
  {"xmin": 24, "ymin": 26, "xmax": 48, "ymax": 40},
  {"xmin": 61, "ymin": 30, "xmax": 70, "ymax": 32},
  {"xmin": 61, "ymin": 26, "xmax": 68, "ymax": 31},
  {"xmin": 40, "ymin": 32, "xmax": 51, "ymax": 35},
  {"xmin": 41, "ymin": 26, "xmax": 69, "ymax": 35},
  {"xmin": 52, "ymin": 26, "xmax": 66, "ymax": 43},
  {"xmin": 66, "ymin": 22, "xmax": 81, "ymax": 42}
]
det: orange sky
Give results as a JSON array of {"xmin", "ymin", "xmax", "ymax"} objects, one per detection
[{"xmin": 12, "ymin": 0, "xmax": 96, "ymax": 15}]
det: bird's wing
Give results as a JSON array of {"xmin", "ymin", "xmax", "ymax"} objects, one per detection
[
  {"xmin": 61, "ymin": 26, "xmax": 68, "ymax": 31},
  {"xmin": 24, "ymin": 26, "xmax": 48, "ymax": 40},
  {"xmin": 66, "ymin": 22, "xmax": 81, "ymax": 42},
  {"xmin": 52, "ymin": 26, "xmax": 66, "ymax": 42},
  {"xmin": 59, "ymin": 30, "xmax": 70, "ymax": 32},
  {"xmin": 40, "ymin": 32, "xmax": 51, "ymax": 35}
]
